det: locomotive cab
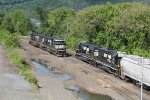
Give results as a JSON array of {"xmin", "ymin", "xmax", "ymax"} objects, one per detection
[
  {"xmin": 29, "ymin": 31, "xmax": 67, "ymax": 56},
  {"xmin": 53, "ymin": 39, "xmax": 66, "ymax": 55},
  {"xmin": 76, "ymin": 41, "xmax": 86, "ymax": 54},
  {"xmin": 96, "ymin": 47, "xmax": 119, "ymax": 72}
]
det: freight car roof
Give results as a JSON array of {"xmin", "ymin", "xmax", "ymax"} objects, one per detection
[{"xmin": 124, "ymin": 55, "xmax": 150, "ymax": 65}]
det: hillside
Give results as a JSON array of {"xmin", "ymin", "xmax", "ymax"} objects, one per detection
[{"xmin": 0, "ymin": 0, "xmax": 150, "ymax": 13}]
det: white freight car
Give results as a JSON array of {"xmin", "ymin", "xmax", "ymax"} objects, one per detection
[{"xmin": 120, "ymin": 55, "xmax": 150, "ymax": 87}]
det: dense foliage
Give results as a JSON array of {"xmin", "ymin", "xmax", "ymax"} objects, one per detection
[
  {"xmin": 1, "ymin": 10, "xmax": 31, "ymax": 35},
  {"xmin": 47, "ymin": 7, "xmax": 75, "ymax": 37},
  {"xmin": 106, "ymin": 4, "xmax": 150, "ymax": 56},
  {"xmin": 0, "ymin": 30, "xmax": 20, "ymax": 48},
  {"xmin": 0, "ymin": 2, "xmax": 150, "ymax": 57},
  {"xmin": 37, "ymin": 3, "xmax": 149, "ymax": 57}
]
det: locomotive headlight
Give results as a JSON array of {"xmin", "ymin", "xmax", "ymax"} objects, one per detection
[
  {"xmin": 104, "ymin": 53, "xmax": 107, "ymax": 57},
  {"xmin": 55, "ymin": 45, "xmax": 65, "ymax": 49},
  {"xmin": 86, "ymin": 48, "xmax": 89, "ymax": 51},
  {"xmin": 55, "ymin": 45, "xmax": 59, "ymax": 48},
  {"xmin": 83, "ymin": 46, "xmax": 87, "ymax": 50},
  {"xmin": 59, "ymin": 45, "xmax": 65, "ymax": 48}
]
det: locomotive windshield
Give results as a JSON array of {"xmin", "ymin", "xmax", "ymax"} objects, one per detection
[{"xmin": 53, "ymin": 41, "xmax": 66, "ymax": 45}]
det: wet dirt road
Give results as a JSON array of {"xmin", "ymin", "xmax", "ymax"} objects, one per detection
[{"xmin": 21, "ymin": 38, "xmax": 150, "ymax": 100}]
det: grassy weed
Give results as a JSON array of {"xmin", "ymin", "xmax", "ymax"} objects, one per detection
[
  {"xmin": 7, "ymin": 48, "xmax": 37, "ymax": 85},
  {"xmin": 0, "ymin": 30, "xmax": 37, "ymax": 86}
]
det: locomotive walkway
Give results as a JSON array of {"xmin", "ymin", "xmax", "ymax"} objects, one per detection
[{"xmin": 0, "ymin": 45, "xmax": 40, "ymax": 100}]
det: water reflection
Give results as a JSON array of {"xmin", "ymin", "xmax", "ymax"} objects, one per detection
[
  {"xmin": 66, "ymin": 85, "xmax": 113, "ymax": 100},
  {"xmin": 31, "ymin": 59, "xmax": 73, "ymax": 81}
]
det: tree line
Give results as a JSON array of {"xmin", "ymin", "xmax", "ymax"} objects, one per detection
[
  {"xmin": 37, "ymin": 3, "xmax": 150, "ymax": 57},
  {"xmin": 0, "ymin": 2, "xmax": 150, "ymax": 57},
  {"xmin": 1, "ymin": 0, "xmax": 150, "ymax": 13}
]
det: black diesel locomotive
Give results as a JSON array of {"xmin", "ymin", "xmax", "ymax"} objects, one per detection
[
  {"xmin": 29, "ymin": 31, "xmax": 66, "ymax": 56},
  {"xmin": 75, "ymin": 41, "xmax": 99, "ymax": 64},
  {"xmin": 75, "ymin": 42, "xmax": 150, "ymax": 89},
  {"xmin": 75, "ymin": 41, "xmax": 121, "ymax": 76}
]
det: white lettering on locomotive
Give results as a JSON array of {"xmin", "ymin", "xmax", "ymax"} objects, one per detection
[
  {"xmin": 94, "ymin": 51, "xmax": 99, "ymax": 56},
  {"xmin": 104, "ymin": 53, "xmax": 107, "ymax": 57},
  {"xmin": 83, "ymin": 46, "xmax": 87, "ymax": 50},
  {"xmin": 35, "ymin": 36, "xmax": 39, "ymax": 41},
  {"xmin": 108, "ymin": 55, "xmax": 111, "ymax": 59}
]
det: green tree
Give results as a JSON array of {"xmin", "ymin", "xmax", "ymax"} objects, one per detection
[
  {"xmin": 68, "ymin": 3, "xmax": 131, "ymax": 48},
  {"xmin": 0, "ymin": 13, "xmax": 5, "ymax": 27},
  {"xmin": 35, "ymin": 7, "xmax": 50, "ymax": 34},
  {"xmin": 11, "ymin": 10, "xmax": 31, "ymax": 35},
  {"xmin": 2, "ymin": 13, "xmax": 15, "ymax": 33},
  {"xmin": 2, "ymin": 10, "xmax": 31, "ymax": 35},
  {"xmin": 106, "ymin": 3, "xmax": 150, "ymax": 56},
  {"xmin": 47, "ymin": 7, "xmax": 75, "ymax": 37},
  {"xmin": 35, "ymin": 7, "xmax": 48, "ymax": 22}
]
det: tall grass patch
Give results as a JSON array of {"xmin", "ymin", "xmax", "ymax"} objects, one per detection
[{"xmin": 0, "ymin": 30, "xmax": 37, "ymax": 86}]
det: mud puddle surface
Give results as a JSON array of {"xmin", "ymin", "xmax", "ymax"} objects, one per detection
[
  {"xmin": 66, "ymin": 85, "xmax": 113, "ymax": 100},
  {"xmin": 31, "ymin": 59, "xmax": 73, "ymax": 81},
  {"xmin": 32, "ymin": 59, "xmax": 113, "ymax": 100}
]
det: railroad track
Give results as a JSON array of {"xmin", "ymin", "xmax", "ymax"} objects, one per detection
[
  {"xmin": 25, "ymin": 38, "xmax": 150, "ymax": 100},
  {"xmin": 63, "ymin": 56, "xmax": 149, "ymax": 100}
]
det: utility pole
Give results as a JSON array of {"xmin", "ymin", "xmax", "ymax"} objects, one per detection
[{"xmin": 141, "ymin": 56, "xmax": 143, "ymax": 100}]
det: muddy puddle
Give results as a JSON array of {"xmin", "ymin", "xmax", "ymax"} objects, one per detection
[
  {"xmin": 31, "ymin": 59, "xmax": 73, "ymax": 81},
  {"xmin": 32, "ymin": 59, "xmax": 113, "ymax": 100},
  {"xmin": 66, "ymin": 85, "xmax": 113, "ymax": 100}
]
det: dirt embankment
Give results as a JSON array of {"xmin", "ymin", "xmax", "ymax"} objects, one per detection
[{"xmin": 20, "ymin": 38, "xmax": 150, "ymax": 100}]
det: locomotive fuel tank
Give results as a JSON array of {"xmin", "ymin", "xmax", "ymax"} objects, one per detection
[{"xmin": 120, "ymin": 55, "xmax": 150, "ymax": 87}]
